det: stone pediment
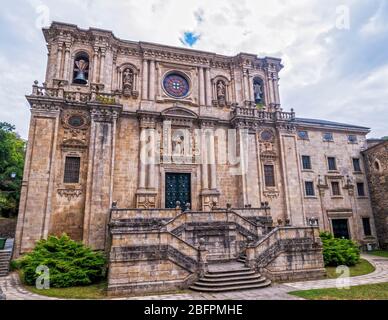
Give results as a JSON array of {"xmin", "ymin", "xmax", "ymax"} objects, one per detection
[{"xmin": 161, "ymin": 107, "xmax": 198, "ymax": 120}]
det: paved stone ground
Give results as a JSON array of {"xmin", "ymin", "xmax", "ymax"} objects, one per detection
[{"xmin": 1, "ymin": 254, "xmax": 387, "ymax": 300}]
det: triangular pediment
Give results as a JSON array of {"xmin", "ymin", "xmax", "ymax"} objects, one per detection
[{"xmin": 161, "ymin": 106, "xmax": 198, "ymax": 119}]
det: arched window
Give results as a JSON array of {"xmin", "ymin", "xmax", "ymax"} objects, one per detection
[
  {"xmin": 73, "ymin": 52, "xmax": 89, "ymax": 85},
  {"xmin": 253, "ymin": 77, "xmax": 265, "ymax": 104},
  {"xmin": 374, "ymin": 161, "xmax": 380, "ymax": 171}
]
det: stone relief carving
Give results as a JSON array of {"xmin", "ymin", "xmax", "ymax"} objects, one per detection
[
  {"xmin": 57, "ymin": 189, "xmax": 83, "ymax": 201},
  {"xmin": 61, "ymin": 109, "xmax": 90, "ymax": 148}
]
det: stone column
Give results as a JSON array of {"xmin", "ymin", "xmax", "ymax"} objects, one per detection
[
  {"xmin": 149, "ymin": 60, "xmax": 155, "ymax": 101},
  {"xmin": 56, "ymin": 44, "xmax": 63, "ymax": 79},
  {"xmin": 142, "ymin": 59, "xmax": 149, "ymax": 100},
  {"xmin": 201, "ymin": 130, "xmax": 209, "ymax": 190},
  {"xmin": 199, "ymin": 67, "xmax": 205, "ymax": 106},
  {"xmin": 248, "ymin": 74, "xmax": 254, "ymax": 102},
  {"xmin": 268, "ymin": 73, "xmax": 275, "ymax": 105},
  {"xmin": 62, "ymin": 44, "xmax": 71, "ymax": 81},
  {"xmin": 92, "ymin": 49, "xmax": 99, "ymax": 83},
  {"xmin": 274, "ymin": 76, "xmax": 281, "ymax": 105},
  {"xmin": 156, "ymin": 61, "xmax": 162, "ymax": 99},
  {"xmin": 147, "ymin": 128, "xmax": 156, "ymax": 188},
  {"xmin": 99, "ymin": 49, "xmax": 106, "ymax": 83},
  {"xmin": 138, "ymin": 127, "xmax": 147, "ymax": 189},
  {"xmin": 243, "ymin": 71, "xmax": 249, "ymax": 101},
  {"xmin": 209, "ymin": 131, "xmax": 217, "ymax": 190},
  {"xmin": 205, "ymin": 67, "xmax": 212, "ymax": 106}
]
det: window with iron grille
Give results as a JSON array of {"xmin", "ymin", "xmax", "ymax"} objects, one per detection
[
  {"xmin": 327, "ymin": 157, "xmax": 337, "ymax": 171},
  {"xmin": 323, "ymin": 132, "xmax": 333, "ymax": 142},
  {"xmin": 331, "ymin": 181, "xmax": 341, "ymax": 196},
  {"xmin": 302, "ymin": 155, "xmax": 312, "ymax": 170},
  {"xmin": 348, "ymin": 135, "xmax": 357, "ymax": 144},
  {"xmin": 264, "ymin": 165, "xmax": 275, "ymax": 187},
  {"xmin": 353, "ymin": 158, "xmax": 361, "ymax": 172},
  {"xmin": 64, "ymin": 156, "xmax": 81, "ymax": 183},
  {"xmin": 357, "ymin": 182, "xmax": 365, "ymax": 197},
  {"xmin": 298, "ymin": 130, "xmax": 309, "ymax": 140},
  {"xmin": 305, "ymin": 181, "xmax": 315, "ymax": 196},
  {"xmin": 362, "ymin": 218, "xmax": 372, "ymax": 236}
]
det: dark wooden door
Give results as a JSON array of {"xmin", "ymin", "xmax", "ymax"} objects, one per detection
[
  {"xmin": 165, "ymin": 173, "xmax": 191, "ymax": 208},
  {"xmin": 332, "ymin": 219, "xmax": 350, "ymax": 239}
]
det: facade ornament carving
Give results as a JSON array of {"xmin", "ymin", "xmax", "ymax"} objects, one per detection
[
  {"xmin": 122, "ymin": 68, "xmax": 134, "ymax": 96},
  {"xmin": 57, "ymin": 189, "xmax": 83, "ymax": 201}
]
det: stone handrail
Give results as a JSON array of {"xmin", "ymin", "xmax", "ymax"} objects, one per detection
[
  {"xmin": 232, "ymin": 106, "xmax": 295, "ymax": 121},
  {"xmin": 164, "ymin": 210, "xmax": 260, "ymax": 238},
  {"xmin": 246, "ymin": 226, "xmax": 320, "ymax": 267},
  {"xmin": 110, "ymin": 208, "xmax": 180, "ymax": 221}
]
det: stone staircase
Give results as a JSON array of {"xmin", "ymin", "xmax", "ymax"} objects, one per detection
[
  {"xmin": 0, "ymin": 239, "xmax": 14, "ymax": 277},
  {"xmin": 190, "ymin": 261, "xmax": 271, "ymax": 292}
]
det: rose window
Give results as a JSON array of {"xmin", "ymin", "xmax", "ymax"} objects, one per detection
[{"xmin": 163, "ymin": 73, "xmax": 190, "ymax": 98}]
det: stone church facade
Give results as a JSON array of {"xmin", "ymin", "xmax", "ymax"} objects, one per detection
[{"xmin": 13, "ymin": 22, "xmax": 379, "ymax": 294}]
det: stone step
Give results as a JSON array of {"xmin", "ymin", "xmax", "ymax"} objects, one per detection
[
  {"xmin": 199, "ymin": 273, "xmax": 263, "ymax": 283},
  {"xmin": 190, "ymin": 280, "xmax": 271, "ymax": 292},
  {"xmin": 194, "ymin": 277, "xmax": 268, "ymax": 288},
  {"xmin": 204, "ymin": 270, "xmax": 255, "ymax": 278}
]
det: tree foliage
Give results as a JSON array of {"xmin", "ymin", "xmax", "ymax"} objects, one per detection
[
  {"xmin": 320, "ymin": 232, "xmax": 360, "ymax": 267},
  {"xmin": 0, "ymin": 122, "xmax": 25, "ymax": 217},
  {"xmin": 17, "ymin": 234, "xmax": 107, "ymax": 288}
]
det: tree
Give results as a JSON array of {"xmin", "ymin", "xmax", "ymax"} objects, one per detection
[{"xmin": 0, "ymin": 122, "xmax": 25, "ymax": 217}]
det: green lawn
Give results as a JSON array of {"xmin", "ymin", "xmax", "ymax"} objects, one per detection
[
  {"xmin": 325, "ymin": 259, "xmax": 375, "ymax": 279},
  {"xmin": 289, "ymin": 282, "xmax": 388, "ymax": 300},
  {"xmin": 367, "ymin": 250, "xmax": 388, "ymax": 258},
  {"xmin": 26, "ymin": 281, "xmax": 108, "ymax": 299}
]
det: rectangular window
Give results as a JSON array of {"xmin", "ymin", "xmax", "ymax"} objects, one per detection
[
  {"xmin": 357, "ymin": 182, "xmax": 366, "ymax": 197},
  {"xmin": 302, "ymin": 155, "xmax": 312, "ymax": 170},
  {"xmin": 64, "ymin": 156, "xmax": 81, "ymax": 183},
  {"xmin": 353, "ymin": 158, "xmax": 362, "ymax": 172},
  {"xmin": 331, "ymin": 181, "xmax": 341, "ymax": 196},
  {"xmin": 332, "ymin": 219, "xmax": 350, "ymax": 239},
  {"xmin": 305, "ymin": 181, "xmax": 315, "ymax": 196},
  {"xmin": 264, "ymin": 165, "xmax": 275, "ymax": 187},
  {"xmin": 323, "ymin": 132, "xmax": 334, "ymax": 142},
  {"xmin": 348, "ymin": 135, "xmax": 357, "ymax": 144},
  {"xmin": 362, "ymin": 218, "xmax": 372, "ymax": 236},
  {"xmin": 327, "ymin": 157, "xmax": 337, "ymax": 171},
  {"xmin": 298, "ymin": 130, "xmax": 309, "ymax": 140}
]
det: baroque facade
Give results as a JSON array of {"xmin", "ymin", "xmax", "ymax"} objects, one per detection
[
  {"xmin": 363, "ymin": 140, "xmax": 388, "ymax": 249},
  {"xmin": 13, "ymin": 22, "xmax": 379, "ymax": 294}
]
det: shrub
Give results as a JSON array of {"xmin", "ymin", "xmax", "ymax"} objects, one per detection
[
  {"xmin": 320, "ymin": 232, "xmax": 360, "ymax": 267},
  {"xmin": 17, "ymin": 234, "xmax": 106, "ymax": 288}
]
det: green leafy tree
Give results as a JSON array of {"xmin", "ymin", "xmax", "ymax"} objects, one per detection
[
  {"xmin": 0, "ymin": 122, "xmax": 25, "ymax": 217},
  {"xmin": 17, "ymin": 234, "xmax": 107, "ymax": 288}
]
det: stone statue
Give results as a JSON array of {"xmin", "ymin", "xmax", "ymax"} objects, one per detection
[
  {"xmin": 122, "ymin": 68, "xmax": 134, "ymax": 96},
  {"xmin": 173, "ymin": 136, "xmax": 184, "ymax": 156},
  {"xmin": 217, "ymin": 80, "xmax": 226, "ymax": 99},
  {"xmin": 253, "ymin": 81, "xmax": 263, "ymax": 103}
]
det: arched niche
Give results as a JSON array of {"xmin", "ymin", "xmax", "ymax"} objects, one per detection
[
  {"xmin": 211, "ymin": 75, "xmax": 232, "ymax": 107},
  {"xmin": 116, "ymin": 63, "xmax": 140, "ymax": 98}
]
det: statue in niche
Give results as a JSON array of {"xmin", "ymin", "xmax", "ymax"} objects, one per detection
[
  {"xmin": 216, "ymin": 80, "xmax": 226, "ymax": 106},
  {"xmin": 253, "ymin": 80, "xmax": 263, "ymax": 103},
  {"xmin": 122, "ymin": 68, "xmax": 134, "ymax": 96},
  {"xmin": 173, "ymin": 135, "xmax": 185, "ymax": 156}
]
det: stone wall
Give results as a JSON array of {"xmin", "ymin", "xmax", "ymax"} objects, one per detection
[{"xmin": 363, "ymin": 141, "xmax": 388, "ymax": 248}]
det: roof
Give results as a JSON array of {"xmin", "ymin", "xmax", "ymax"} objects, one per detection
[{"xmin": 293, "ymin": 117, "xmax": 370, "ymax": 132}]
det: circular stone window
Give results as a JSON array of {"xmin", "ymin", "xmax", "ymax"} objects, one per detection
[
  {"xmin": 68, "ymin": 115, "xmax": 85, "ymax": 128},
  {"xmin": 260, "ymin": 130, "xmax": 274, "ymax": 141},
  {"xmin": 163, "ymin": 73, "xmax": 190, "ymax": 98}
]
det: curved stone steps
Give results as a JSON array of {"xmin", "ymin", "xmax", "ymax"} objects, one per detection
[{"xmin": 198, "ymin": 273, "xmax": 263, "ymax": 283}]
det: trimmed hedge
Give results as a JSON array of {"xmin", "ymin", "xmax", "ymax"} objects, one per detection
[
  {"xmin": 16, "ymin": 234, "xmax": 106, "ymax": 288},
  {"xmin": 320, "ymin": 232, "xmax": 360, "ymax": 267}
]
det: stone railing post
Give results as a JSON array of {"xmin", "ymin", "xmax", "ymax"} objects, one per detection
[
  {"xmin": 198, "ymin": 238, "xmax": 208, "ymax": 277},
  {"xmin": 245, "ymin": 237, "xmax": 256, "ymax": 270}
]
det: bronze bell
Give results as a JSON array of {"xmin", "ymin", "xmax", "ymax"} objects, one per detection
[
  {"xmin": 73, "ymin": 59, "xmax": 88, "ymax": 84},
  {"xmin": 73, "ymin": 70, "xmax": 87, "ymax": 84}
]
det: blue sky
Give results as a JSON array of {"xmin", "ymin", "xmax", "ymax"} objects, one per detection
[{"xmin": 0, "ymin": 0, "xmax": 387, "ymax": 139}]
